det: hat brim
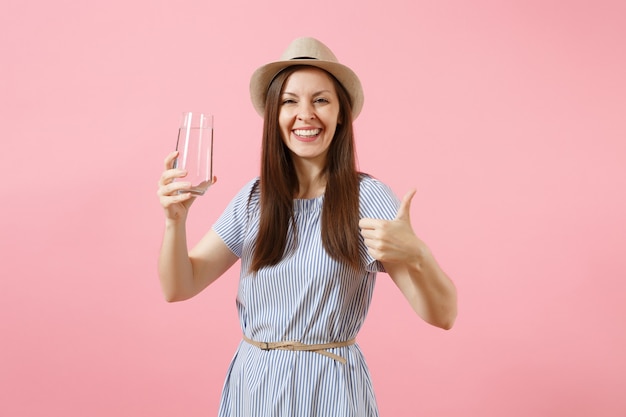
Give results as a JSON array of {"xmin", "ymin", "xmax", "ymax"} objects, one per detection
[{"xmin": 249, "ymin": 59, "xmax": 364, "ymax": 120}]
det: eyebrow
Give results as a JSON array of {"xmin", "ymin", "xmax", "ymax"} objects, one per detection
[{"xmin": 282, "ymin": 90, "xmax": 333, "ymax": 97}]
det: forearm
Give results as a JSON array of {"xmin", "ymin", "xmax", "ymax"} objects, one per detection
[
  {"xmin": 386, "ymin": 249, "xmax": 458, "ymax": 329},
  {"xmin": 411, "ymin": 251, "xmax": 457, "ymax": 329},
  {"xmin": 158, "ymin": 220, "xmax": 196, "ymax": 302}
]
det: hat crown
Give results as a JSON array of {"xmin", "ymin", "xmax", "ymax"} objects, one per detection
[
  {"xmin": 250, "ymin": 37, "xmax": 364, "ymax": 119},
  {"xmin": 279, "ymin": 37, "xmax": 339, "ymax": 63}
]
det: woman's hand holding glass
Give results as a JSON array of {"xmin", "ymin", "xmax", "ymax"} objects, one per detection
[{"xmin": 157, "ymin": 151, "xmax": 217, "ymax": 223}]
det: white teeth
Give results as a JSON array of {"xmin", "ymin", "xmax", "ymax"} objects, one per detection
[{"xmin": 294, "ymin": 129, "xmax": 321, "ymax": 137}]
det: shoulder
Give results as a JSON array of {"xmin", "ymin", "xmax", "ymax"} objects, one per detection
[
  {"xmin": 221, "ymin": 177, "xmax": 260, "ymax": 214},
  {"xmin": 239, "ymin": 177, "xmax": 260, "ymax": 194},
  {"xmin": 358, "ymin": 173, "xmax": 399, "ymax": 219},
  {"xmin": 233, "ymin": 177, "xmax": 260, "ymax": 201},
  {"xmin": 359, "ymin": 173, "xmax": 396, "ymax": 199}
]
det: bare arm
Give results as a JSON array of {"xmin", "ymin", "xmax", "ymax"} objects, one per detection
[
  {"xmin": 359, "ymin": 190, "xmax": 458, "ymax": 329},
  {"xmin": 157, "ymin": 151, "xmax": 238, "ymax": 302},
  {"xmin": 382, "ymin": 249, "xmax": 457, "ymax": 330},
  {"xmin": 158, "ymin": 226, "xmax": 238, "ymax": 302}
]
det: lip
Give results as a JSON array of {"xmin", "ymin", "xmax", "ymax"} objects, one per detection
[{"xmin": 292, "ymin": 127, "xmax": 322, "ymax": 142}]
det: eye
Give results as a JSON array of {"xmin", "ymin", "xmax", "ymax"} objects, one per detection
[
  {"xmin": 282, "ymin": 98, "xmax": 296, "ymax": 105},
  {"xmin": 314, "ymin": 98, "xmax": 329, "ymax": 104}
]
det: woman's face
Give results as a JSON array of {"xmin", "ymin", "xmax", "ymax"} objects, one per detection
[{"xmin": 278, "ymin": 67, "xmax": 341, "ymax": 166}]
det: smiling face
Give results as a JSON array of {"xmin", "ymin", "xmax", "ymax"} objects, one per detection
[{"xmin": 278, "ymin": 67, "xmax": 341, "ymax": 166}]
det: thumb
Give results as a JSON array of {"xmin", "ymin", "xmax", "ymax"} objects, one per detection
[{"xmin": 395, "ymin": 189, "xmax": 416, "ymax": 222}]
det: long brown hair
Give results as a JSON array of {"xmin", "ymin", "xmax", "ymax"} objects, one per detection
[{"xmin": 250, "ymin": 65, "xmax": 361, "ymax": 272}]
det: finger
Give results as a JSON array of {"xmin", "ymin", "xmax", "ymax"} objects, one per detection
[
  {"xmin": 358, "ymin": 218, "xmax": 383, "ymax": 230},
  {"xmin": 164, "ymin": 151, "xmax": 179, "ymax": 170},
  {"xmin": 157, "ymin": 179, "xmax": 191, "ymax": 196},
  {"xmin": 161, "ymin": 190, "xmax": 194, "ymax": 208},
  {"xmin": 395, "ymin": 189, "xmax": 416, "ymax": 222},
  {"xmin": 159, "ymin": 167, "xmax": 188, "ymax": 187},
  {"xmin": 359, "ymin": 229, "xmax": 377, "ymax": 240}
]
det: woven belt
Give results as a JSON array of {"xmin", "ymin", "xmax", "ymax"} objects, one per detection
[{"xmin": 242, "ymin": 334, "xmax": 355, "ymax": 364}]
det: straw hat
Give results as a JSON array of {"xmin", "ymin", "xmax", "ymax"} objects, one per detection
[{"xmin": 249, "ymin": 37, "xmax": 364, "ymax": 119}]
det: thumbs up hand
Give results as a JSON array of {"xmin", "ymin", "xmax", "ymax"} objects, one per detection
[
  {"xmin": 394, "ymin": 189, "xmax": 416, "ymax": 224},
  {"xmin": 359, "ymin": 189, "xmax": 425, "ymax": 264}
]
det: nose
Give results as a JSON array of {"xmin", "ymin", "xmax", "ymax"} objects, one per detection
[{"xmin": 297, "ymin": 102, "xmax": 316, "ymax": 120}]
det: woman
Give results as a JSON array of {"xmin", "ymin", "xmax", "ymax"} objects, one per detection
[{"xmin": 157, "ymin": 37, "xmax": 457, "ymax": 416}]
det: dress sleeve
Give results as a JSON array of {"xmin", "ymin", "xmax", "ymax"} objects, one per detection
[
  {"xmin": 359, "ymin": 176, "xmax": 400, "ymax": 272},
  {"xmin": 212, "ymin": 178, "xmax": 259, "ymax": 258}
]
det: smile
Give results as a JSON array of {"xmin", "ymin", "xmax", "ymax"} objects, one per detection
[{"xmin": 293, "ymin": 128, "xmax": 321, "ymax": 138}]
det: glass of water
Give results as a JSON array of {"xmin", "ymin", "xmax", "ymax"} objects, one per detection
[{"xmin": 174, "ymin": 112, "xmax": 214, "ymax": 196}]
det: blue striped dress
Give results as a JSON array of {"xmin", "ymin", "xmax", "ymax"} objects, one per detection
[{"xmin": 212, "ymin": 175, "xmax": 399, "ymax": 417}]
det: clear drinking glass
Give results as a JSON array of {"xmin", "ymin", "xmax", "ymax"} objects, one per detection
[{"xmin": 174, "ymin": 112, "xmax": 214, "ymax": 196}]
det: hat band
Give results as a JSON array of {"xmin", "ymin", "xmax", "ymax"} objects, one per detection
[{"xmin": 266, "ymin": 59, "xmax": 324, "ymax": 97}]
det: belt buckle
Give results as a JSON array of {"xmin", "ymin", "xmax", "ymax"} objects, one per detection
[{"xmin": 260, "ymin": 342, "xmax": 271, "ymax": 351}]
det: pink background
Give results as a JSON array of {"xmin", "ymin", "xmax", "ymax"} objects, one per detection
[{"xmin": 2, "ymin": 0, "xmax": 625, "ymax": 416}]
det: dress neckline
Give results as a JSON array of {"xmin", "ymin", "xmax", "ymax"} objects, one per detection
[{"xmin": 293, "ymin": 194, "xmax": 324, "ymax": 212}]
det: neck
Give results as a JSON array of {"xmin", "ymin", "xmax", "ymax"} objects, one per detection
[{"xmin": 292, "ymin": 158, "xmax": 326, "ymax": 199}]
